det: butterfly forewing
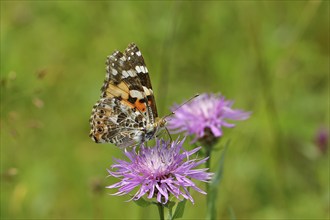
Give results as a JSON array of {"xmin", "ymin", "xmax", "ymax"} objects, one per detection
[
  {"xmin": 89, "ymin": 43, "xmax": 162, "ymax": 148},
  {"xmin": 125, "ymin": 43, "xmax": 158, "ymax": 120}
]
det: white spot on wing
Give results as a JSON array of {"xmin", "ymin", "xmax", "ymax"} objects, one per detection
[
  {"xmin": 141, "ymin": 66, "xmax": 147, "ymax": 73},
  {"xmin": 127, "ymin": 70, "xmax": 136, "ymax": 77},
  {"xmin": 111, "ymin": 68, "xmax": 118, "ymax": 75},
  {"xmin": 130, "ymin": 90, "xmax": 144, "ymax": 99},
  {"xmin": 135, "ymin": 65, "xmax": 142, "ymax": 73},
  {"xmin": 135, "ymin": 65, "xmax": 147, "ymax": 73},
  {"xmin": 143, "ymin": 86, "xmax": 152, "ymax": 95},
  {"xmin": 136, "ymin": 51, "xmax": 141, "ymax": 56},
  {"xmin": 122, "ymin": 70, "xmax": 129, "ymax": 78}
]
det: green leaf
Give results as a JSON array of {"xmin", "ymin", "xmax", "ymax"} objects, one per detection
[
  {"xmin": 165, "ymin": 200, "xmax": 176, "ymax": 209},
  {"xmin": 172, "ymin": 199, "xmax": 187, "ymax": 219},
  {"xmin": 133, "ymin": 197, "xmax": 152, "ymax": 207}
]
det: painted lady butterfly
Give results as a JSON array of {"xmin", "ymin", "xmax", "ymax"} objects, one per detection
[{"xmin": 89, "ymin": 43, "xmax": 166, "ymax": 148}]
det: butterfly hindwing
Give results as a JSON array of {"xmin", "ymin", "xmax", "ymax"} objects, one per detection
[{"xmin": 90, "ymin": 97, "xmax": 147, "ymax": 148}]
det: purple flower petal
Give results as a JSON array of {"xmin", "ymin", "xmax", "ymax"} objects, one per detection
[
  {"xmin": 168, "ymin": 93, "xmax": 251, "ymax": 143},
  {"xmin": 106, "ymin": 137, "xmax": 212, "ymax": 204}
]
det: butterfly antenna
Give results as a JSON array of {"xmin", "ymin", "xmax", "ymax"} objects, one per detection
[{"xmin": 164, "ymin": 93, "xmax": 199, "ymax": 119}]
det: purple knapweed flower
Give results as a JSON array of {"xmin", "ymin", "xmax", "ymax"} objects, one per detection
[
  {"xmin": 167, "ymin": 93, "xmax": 251, "ymax": 145},
  {"xmin": 106, "ymin": 138, "xmax": 213, "ymax": 204},
  {"xmin": 315, "ymin": 127, "xmax": 328, "ymax": 154}
]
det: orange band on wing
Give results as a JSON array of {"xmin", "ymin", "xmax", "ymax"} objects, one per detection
[
  {"xmin": 119, "ymin": 99, "xmax": 147, "ymax": 113},
  {"xmin": 134, "ymin": 101, "xmax": 146, "ymax": 112}
]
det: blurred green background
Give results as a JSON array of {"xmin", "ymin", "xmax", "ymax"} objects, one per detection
[{"xmin": 1, "ymin": 1, "xmax": 328, "ymax": 219}]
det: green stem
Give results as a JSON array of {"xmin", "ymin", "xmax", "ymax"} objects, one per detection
[
  {"xmin": 205, "ymin": 145, "xmax": 212, "ymax": 219},
  {"xmin": 205, "ymin": 146, "xmax": 211, "ymax": 194},
  {"xmin": 157, "ymin": 203, "xmax": 165, "ymax": 220}
]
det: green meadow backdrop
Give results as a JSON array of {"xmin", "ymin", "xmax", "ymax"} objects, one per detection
[{"xmin": 1, "ymin": 1, "xmax": 328, "ymax": 219}]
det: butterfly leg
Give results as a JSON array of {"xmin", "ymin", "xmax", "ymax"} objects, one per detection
[{"xmin": 165, "ymin": 127, "xmax": 173, "ymax": 142}]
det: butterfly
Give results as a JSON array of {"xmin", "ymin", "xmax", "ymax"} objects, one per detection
[{"xmin": 89, "ymin": 43, "xmax": 166, "ymax": 148}]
